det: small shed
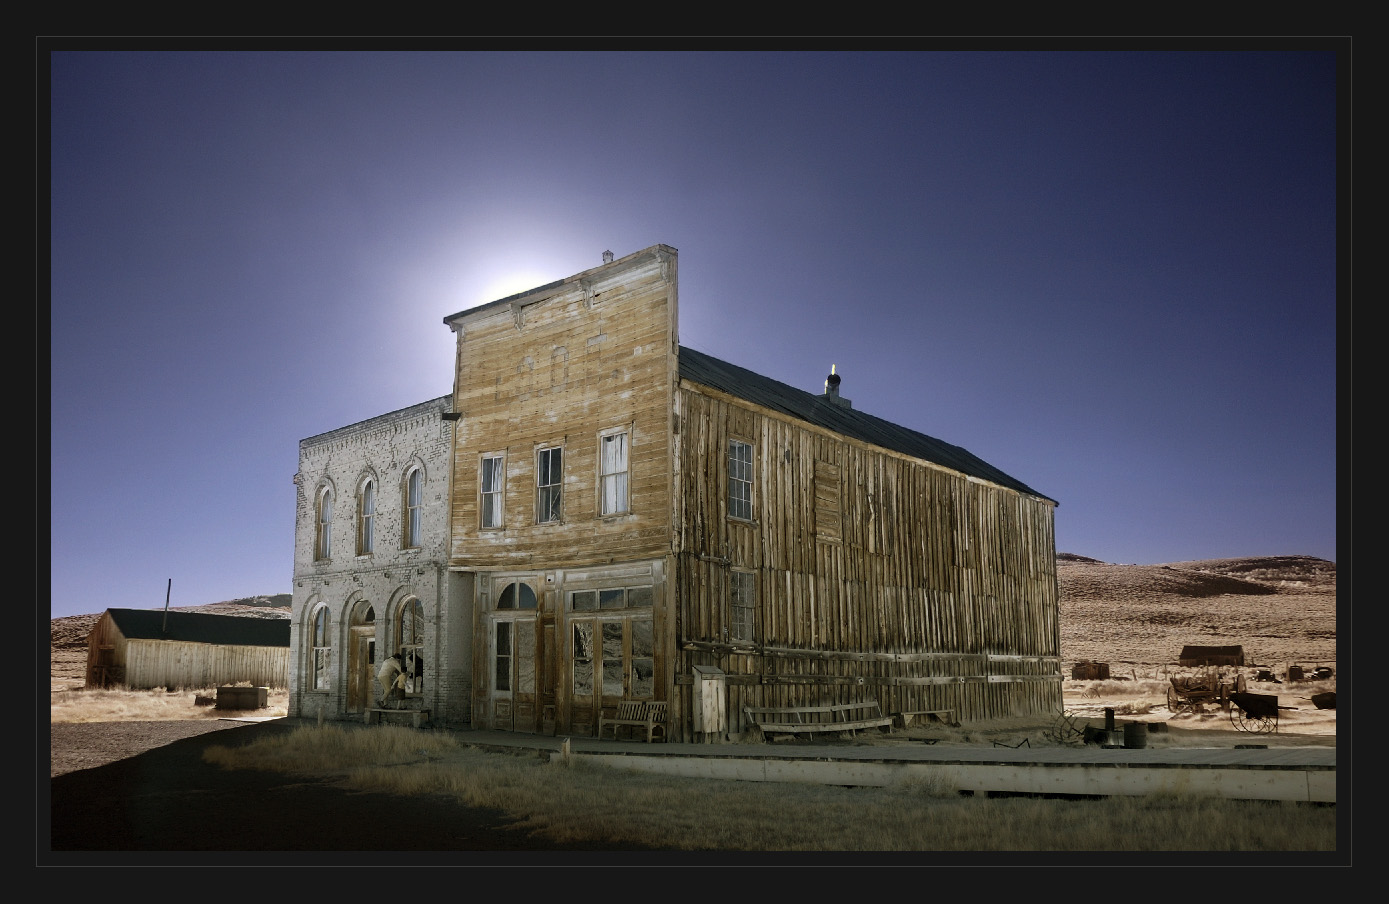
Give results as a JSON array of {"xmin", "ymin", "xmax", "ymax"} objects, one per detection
[
  {"xmin": 1178, "ymin": 645, "xmax": 1244, "ymax": 667},
  {"xmin": 1071, "ymin": 661, "xmax": 1110, "ymax": 680},
  {"xmin": 85, "ymin": 608, "xmax": 290, "ymax": 690}
]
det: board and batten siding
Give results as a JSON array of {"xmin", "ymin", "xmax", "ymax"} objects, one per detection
[
  {"xmin": 673, "ymin": 382, "xmax": 1061, "ymax": 735},
  {"xmin": 120, "ymin": 640, "xmax": 289, "ymax": 689},
  {"xmin": 86, "ymin": 615, "xmax": 289, "ymax": 690}
]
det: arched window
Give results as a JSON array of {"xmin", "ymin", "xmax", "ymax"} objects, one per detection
[
  {"xmin": 311, "ymin": 607, "xmax": 331, "ymax": 690},
  {"xmin": 316, "ymin": 487, "xmax": 334, "ymax": 560},
  {"xmin": 398, "ymin": 598, "xmax": 425, "ymax": 695},
  {"xmin": 404, "ymin": 468, "xmax": 423, "ymax": 548},
  {"xmin": 496, "ymin": 581, "xmax": 538, "ymax": 610},
  {"xmin": 357, "ymin": 479, "xmax": 376, "ymax": 556}
]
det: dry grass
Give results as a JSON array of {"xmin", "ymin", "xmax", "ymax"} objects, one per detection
[
  {"xmin": 51, "ymin": 685, "xmax": 290, "ymax": 723},
  {"xmin": 202, "ymin": 723, "xmax": 1336, "ymax": 852}
]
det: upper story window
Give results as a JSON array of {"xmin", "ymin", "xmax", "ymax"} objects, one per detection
[
  {"xmin": 315, "ymin": 487, "xmax": 334, "ymax": 561},
  {"xmin": 814, "ymin": 460, "xmax": 842, "ymax": 543},
  {"xmin": 730, "ymin": 570, "xmax": 756, "ymax": 643},
  {"xmin": 536, "ymin": 446, "xmax": 563, "ymax": 523},
  {"xmin": 357, "ymin": 479, "xmax": 376, "ymax": 556},
  {"xmin": 404, "ymin": 468, "xmax": 423, "ymax": 548},
  {"xmin": 311, "ymin": 606, "xmax": 331, "ymax": 690},
  {"xmin": 728, "ymin": 439, "xmax": 753, "ymax": 521},
  {"xmin": 480, "ymin": 454, "xmax": 505, "ymax": 529},
  {"xmin": 599, "ymin": 430, "xmax": 629, "ymax": 516}
]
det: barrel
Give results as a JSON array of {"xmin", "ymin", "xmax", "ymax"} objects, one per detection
[{"xmin": 1123, "ymin": 721, "xmax": 1147, "ymax": 749}]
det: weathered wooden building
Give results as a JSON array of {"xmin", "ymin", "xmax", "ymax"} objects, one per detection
[
  {"xmin": 444, "ymin": 245, "xmax": 1062, "ymax": 741},
  {"xmin": 85, "ymin": 608, "xmax": 290, "ymax": 690},
  {"xmin": 1178, "ymin": 645, "xmax": 1245, "ymax": 667}
]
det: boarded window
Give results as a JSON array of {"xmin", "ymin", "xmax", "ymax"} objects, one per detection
[
  {"xmin": 730, "ymin": 570, "xmax": 755, "ymax": 643},
  {"xmin": 814, "ymin": 460, "xmax": 842, "ymax": 542}
]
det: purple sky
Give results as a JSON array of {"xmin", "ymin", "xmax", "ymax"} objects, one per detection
[{"xmin": 48, "ymin": 50, "xmax": 1341, "ymax": 619}]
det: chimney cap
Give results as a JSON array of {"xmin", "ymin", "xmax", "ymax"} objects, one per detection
[{"xmin": 602, "ymin": 250, "xmax": 614, "ymax": 263}]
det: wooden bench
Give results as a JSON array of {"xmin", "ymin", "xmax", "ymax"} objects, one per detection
[
  {"xmin": 365, "ymin": 708, "xmax": 431, "ymax": 729},
  {"xmin": 598, "ymin": 700, "xmax": 668, "ymax": 742},
  {"xmin": 893, "ymin": 709, "xmax": 958, "ymax": 729},
  {"xmin": 743, "ymin": 701, "xmax": 894, "ymax": 739}
]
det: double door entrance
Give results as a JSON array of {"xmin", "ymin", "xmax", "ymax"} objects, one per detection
[{"xmin": 485, "ymin": 580, "xmax": 655, "ymax": 736}]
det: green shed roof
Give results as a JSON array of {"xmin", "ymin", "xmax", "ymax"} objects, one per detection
[{"xmin": 104, "ymin": 608, "xmax": 290, "ymax": 647}]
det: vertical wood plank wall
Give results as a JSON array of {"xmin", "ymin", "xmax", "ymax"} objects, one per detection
[
  {"xmin": 674, "ymin": 386, "xmax": 1061, "ymax": 736},
  {"xmin": 85, "ymin": 619, "xmax": 290, "ymax": 690}
]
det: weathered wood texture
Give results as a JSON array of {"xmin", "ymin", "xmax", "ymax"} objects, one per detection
[
  {"xmin": 86, "ymin": 620, "xmax": 289, "ymax": 690},
  {"xmin": 673, "ymin": 384, "xmax": 1061, "ymax": 734},
  {"xmin": 447, "ymin": 248, "xmax": 679, "ymax": 735},
  {"xmin": 448, "ymin": 251, "xmax": 676, "ymax": 569}
]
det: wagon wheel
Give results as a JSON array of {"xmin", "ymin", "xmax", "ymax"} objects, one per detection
[
  {"xmin": 1231, "ymin": 706, "xmax": 1276, "ymax": 734},
  {"xmin": 1167, "ymin": 685, "xmax": 1187, "ymax": 714},
  {"xmin": 1046, "ymin": 709, "xmax": 1088, "ymax": 745}
]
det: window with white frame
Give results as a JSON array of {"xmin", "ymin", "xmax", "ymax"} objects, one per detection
[
  {"xmin": 599, "ymin": 430, "xmax": 629, "ymax": 515},
  {"xmin": 536, "ymin": 446, "xmax": 563, "ymax": 523},
  {"xmin": 311, "ymin": 606, "xmax": 331, "ymax": 690},
  {"xmin": 315, "ymin": 487, "xmax": 334, "ymax": 560},
  {"xmin": 404, "ymin": 468, "xmax": 423, "ymax": 548},
  {"xmin": 480, "ymin": 454, "xmax": 505, "ymax": 529},
  {"xmin": 357, "ymin": 479, "xmax": 375, "ymax": 555},
  {"xmin": 730, "ymin": 570, "xmax": 755, "ymax": 643},
  {"xmin": 728, "ymin": 439, "xmax": 753, "ymax": 521}
]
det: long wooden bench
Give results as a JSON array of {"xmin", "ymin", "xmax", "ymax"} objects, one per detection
[
  {"xmin": 598, "ymin": 700, "xmax": 668, "ymax": 742},
  {"xmin": 743, "ymin": 701, "xmax": 894, "ymax": 739}
]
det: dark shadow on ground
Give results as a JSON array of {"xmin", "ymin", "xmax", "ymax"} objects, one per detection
[{"xmin": 43, "ymin": 720, "xmax": 674, "ymax": 862}]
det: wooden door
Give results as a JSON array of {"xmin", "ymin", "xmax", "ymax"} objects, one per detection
[
  {"xmin": 347, "ymin": 627, "xmax": 375, "ymax": 713},
  {"xmin": 489, "ymin": 615, "xmax": 538, "ymax": 732}
]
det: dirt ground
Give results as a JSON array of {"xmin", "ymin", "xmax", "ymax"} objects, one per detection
[{"xmin": 46, "ymin": 557, "xmax": 1338, "ymax": 854}]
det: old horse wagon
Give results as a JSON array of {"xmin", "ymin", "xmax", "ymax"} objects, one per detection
[
  {"xmin": 1167, "ymin": 668, "xmax": 1282, "ymax": 733},
  {"xmin": 1228, "ymin": 691, "xmax": 1281, "ymax": 734},
  {"xmin": 1166, "ymin": 667, "xmax": 1236, "ymax": 714}
]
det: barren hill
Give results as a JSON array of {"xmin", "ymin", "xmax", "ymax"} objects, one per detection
[
  {"xmin": 49, "ymin": 555, "xmax": 1337, "ymax": 686},
  {"xmin": 1057, "ymin": 554, "xmax": 1336, "ymax": 671}
]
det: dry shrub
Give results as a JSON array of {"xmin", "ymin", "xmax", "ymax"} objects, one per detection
[
  {"xmin": 200, "ymin": 724, "xmax": 1334, "ymax": 851},
  {"xmin": 203, "ymin": 723, "xmax": 456, "ymax": 774}
]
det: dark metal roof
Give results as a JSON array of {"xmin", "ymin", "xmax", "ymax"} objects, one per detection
[
  {"xmin": 103, "ymin": 609, "xmax": 290, "ymax": 647},
  {"xmin": 677, "ymin": 346, "xmax": 1055, "ymax": 504}
]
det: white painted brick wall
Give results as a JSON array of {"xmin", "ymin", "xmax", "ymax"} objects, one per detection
[{"xmin": 288, "ymin": 396, "xmax": 472, "ymax": 726}]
